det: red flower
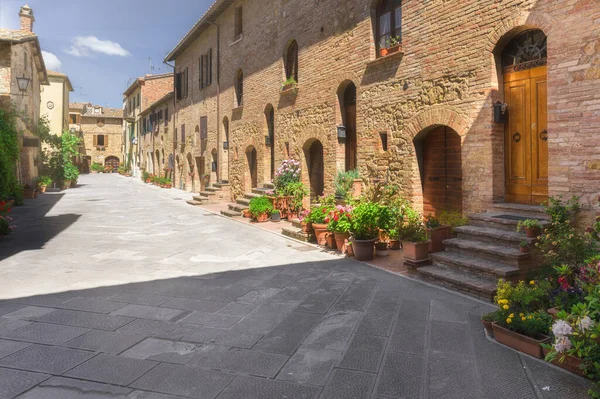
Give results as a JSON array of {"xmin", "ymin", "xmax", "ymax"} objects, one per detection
[
  {"xmin": 334, "ymin": 214, "xmax": 339, "ymax": 221},
  {"xmin": 324, "ymin": 217, "xmax": 330, "ymax": 223},
  {"xmin": 322, "ymin": 209, "xmax": 327, "ymax": 214},
  {"xmin": 558, "ymin": 276, "xmax": 570, "ymax": 290}
]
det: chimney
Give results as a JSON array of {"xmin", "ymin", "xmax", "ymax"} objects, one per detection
[{"xmin": 19, "ymin": 5, "xmax": 34, "ymax": 33}]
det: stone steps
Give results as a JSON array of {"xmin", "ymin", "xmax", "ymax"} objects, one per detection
[
  {"xmin": 237, "ymin": 198, "xmax": 251, "ymax": 207},
  {"xmin": 454, "ymin": 225, "xmax": 534, "ymax": 249},
  {"xmin": 244, "ymin": 193, "xmax": 262, "ymax": 200},
  {"xmin": 282, "ymin": 227, "xmax": 310, "ymax": 242},
  {"xmin": 199, "ymin": 190, "xmax": 216, "ymax": 197},
  {"xmin": 228, "ymin": 203, "xmax": 246, "ymax": 212},
  {"xmin": 205, "ymin": 187, "xmax": 220, "ymax": 193},
  {"xmin": 212, "ymin": 182, "xmax": 230, "ymax": 189},
  {"xmin": 186, "ymin": 200, "xmax": 202, "ymax": 206},
  {"xmin": 221, "ymin": 209, "xmax": 241, "ymax": 218},
  {"xmin": 431, "ymin": 251, "xmax": 520, "ymax": 279},
  {"xmin": 444, "ymin": 238, "xmax": 531, "ymax": 268},
  {"xmin": 251, "ymin": 188, "xmax": 271, "ymax": 195},
  {"xmin": 469, "ymin": 212, "xmax": 550, "ymax": 233},
  {"xmin": 417, "ymin": 265, "xmax": 498, "ymax": 301},
  {"xmin": 491, "ymin": 203, "xmax": 549, "ymax": 220}
]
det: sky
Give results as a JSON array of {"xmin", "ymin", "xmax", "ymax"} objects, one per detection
[{"xmin": 0, "ymin": 0, "xmax": 214, "ymax": 108}]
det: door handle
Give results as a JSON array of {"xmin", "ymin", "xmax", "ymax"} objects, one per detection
[
  {"xmin": 512, "ymin": 132, "xmax": 521, "ymax": 143},
  {"xmin": 540, "ymin": 130, "xmax": 548, "ymax": 141},
  {"xmin": 429, "ymin": 176, "xmax": 441, "ymax": 182}
]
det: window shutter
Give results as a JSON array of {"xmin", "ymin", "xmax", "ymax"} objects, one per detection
[
  {"xmin": 181, "ymin": 124, "xmax": 186, "ymax": 142},
  {"xmin": 93, "ymin": 135, "xmax": 97, "ymax": 146},
  {"xmin": 200, "ymin": 116, "xmax": 208, "ymax": 140},
  {"xmin": 175, "ymin": 73, "xmax": 182, "ymax": 100},
  {"xmin": 165, "ymin": 108, "xmax": 169, "ymax": 125},
  {"xmin": 208, "ymin": 49, "xmax": 213, "ymax": 86},
  {"xmin": 184, "ymin": 68, "xmax": 189, "ymax": 98},
  {"xmin": 200, "ymin": 56, "xmax": 204, "ymax": 89},
  {"xmin": 105, "ymin": 135, "xmax": 109, "ymax": 147}
]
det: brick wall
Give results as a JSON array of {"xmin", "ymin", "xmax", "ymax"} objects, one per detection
[
  {"xmin": 81, "ymin": 116, "xmax": 123, "ymax": 167},
  {"xmin": 171, "ymin": 0, "xmax": 600, "ymax": 223},
  {"xmin": 139, "ymin": 96, "xmax": 174, "ymax": 178}
]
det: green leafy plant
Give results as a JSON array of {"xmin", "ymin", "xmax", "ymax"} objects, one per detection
[
  {"xmin": 398, "ymin": 207, "xmax": 428, "ymax": 242},
  {"xmin": 91, "ymin": 163, "xmax": 104, "ymax": 172},
  {"xmin": 424, "ymin": 214, "xmax": 441, "ymax": 229},
  {"xmin": 36, "ymin": 176, "xmax": 52, "ymax": 187},
  {"xmin": 520, "ymin": 241, "xmax": 529, "ymax": 248},
  {"xmin": 334, "ymin": 170, "xmax": 359, "ymax": 200},
  {"xmin": 142, "ymin": 171, "xmax": 150, "ymax": 181},
  {"xmin": 281, "ymin": 181, "xmax": 309, "ymax": 212},
  {"xmin": 306, "ymin": 204, "xmax": 335, "ymax": 224},
  {"xmin": 282, "ymin": 76, "xmax": 297, "ymax": 90},
  {"xmin": 63, "ymin": 164, "xmax": 79, "ymax": 182},
  {"xmin": 438, "ymin": 210, "xmax": 468, "ymax": 233},
  {"xmin": 543, "ymin": 195, "xmax": 581, "ymax": 224},
  {"xmin": 516, "ymin": 219, "xmax": 542, "ymax": 232},
  {"xmin": 249, "ymin": 196, "xmax": 274, "ymax": 218},
  {"xmin": 386, "ymin": 35, "xmax": 401, "ymax": 47},
  {"xmin": 272, "ymin": 210, "xmax": 280, "ymax": 216},
  {"xmin": 349, "ymin": 202, "xmax": 384, "ymax": 240},
  {"xmin": 327, "ymin": 205, "xmax": 353, "ymax": 233},
  {"xmin": 0, "ymin": 107, "xmax": 23, "ymax": 204}
]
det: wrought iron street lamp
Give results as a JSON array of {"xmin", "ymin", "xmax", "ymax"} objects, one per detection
[{"xmin": 16, "ymin": 74, "xmax": 30, "ymax": 94}]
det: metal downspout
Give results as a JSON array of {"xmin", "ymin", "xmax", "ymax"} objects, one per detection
[
  {"xmin": 164, "ymin": 61, "xmax": 176, "ymax": 188},
  {"xmin": 207, "ymin": 21, "xmax": 221, "ymax": 183}
]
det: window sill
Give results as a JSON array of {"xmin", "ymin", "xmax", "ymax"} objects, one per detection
[
  {"xmin": 366, "ymin": 49, "xmax": 404, "ymax": 67},
  {"xmin": 232, "ymin": 106, "xmax": 244, "ymax": 112},
  {"xmin": 280, "ymin": 85, "xmax": 298, "ymax": 96},
  {"xmin": 230, "ymin": 34, "xmax": 244, "ymax": 46}
]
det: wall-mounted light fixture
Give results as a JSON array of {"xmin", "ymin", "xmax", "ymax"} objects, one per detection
[
  {"xmin": 16, "ymin": 74, "xmax": 30, "ymax": 95},
  {"xmin": 493, "ymin": 101, "xmax": 508, "ymax": 123},
  {"xmin": 265, "ymin": 135, "xmax": 271, "ymax": 146},
  {"xmin": 223, "ymin": 141, "xmax": 229, "ymax": 150},
  {"xmin": 337, "ymin": 124, "xmax": 346, "ymax": 140}
]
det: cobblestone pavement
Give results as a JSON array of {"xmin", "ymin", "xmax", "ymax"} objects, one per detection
[{"xmin": 0, "ymin": 174, "xmax": 591, "ymax": 398}]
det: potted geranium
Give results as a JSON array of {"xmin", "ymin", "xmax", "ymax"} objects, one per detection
[
  {"xmin": 399, "ymin": 208, "xmax": 430, "ymax": 261},
  {"xmin": 327, "ymin": 205, "xmax": 352, "ymax": 254},
  {"xmin": 520, "ymin": 241, "xmax": 530, "ymax": 253},
  {"xmin": 425, "ymin": 214, "xmax": 451, "ymax": 253},
  {"xmin": 36, "ymin": 176, "xmax": 52, "ymax": 193},
  {"xmin": 249, "ymin": 196, "xmax": 273, "ymax": 223},
  {"xmin": 517, "ymin": 219, "xmax": 543, "ymax": 238},
  {"xmin": 306, "ymin": 204, "xmax": 334, "ymax": 245},
  {"xmin": 298, "ymin": 210, "xmax": 311, "ymax": 234},
  {"xmin": 380, "ymin": 35, "xmax": 401, "ymax": 57},
  {"xmin": 282, "ymin": 181, "xmax": 309, "ymax": 220},
  {"xmin": 349, "ymin": 201, "xmax": 383, "ymax": 261}
]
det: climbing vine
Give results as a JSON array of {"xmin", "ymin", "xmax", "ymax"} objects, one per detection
[{"xmin": 0, "ymin": 106, "xmax": 23, "ymax": 204}]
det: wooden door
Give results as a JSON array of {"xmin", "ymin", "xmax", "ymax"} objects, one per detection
[
  {"xmin": 309, "ymin": 141, "xmax": 324, "ymax": 198},
  {"xmin": 247, "ymin": 148, "xmax": 258, "ymax": 189},
  {"xmin": 422, "ymin": 126, "xmax": 463, "ymax": 217},
  {"xmin": 504, "ymin": 66, "xmax": 548, "ymax": 205},
  {"xmin": 345, "ymin": 104, "xmax": 357, "ymax": 171}
]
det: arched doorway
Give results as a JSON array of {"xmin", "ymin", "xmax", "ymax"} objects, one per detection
[
  {"xmin": 501, "ymin": 29, "xmax": 548, "ymax": 205},
  {"xmin": 246, "ymin": 146, "xmax": 258, "ymax": 189},
  {"xmin": 264, "ymin": 104, "xmax": 275, "ymax": 181},
  {"xmin": 105, "ymin": 156, "xmax": 120, "ymax": 172},
  {"xmin": 222, "ymin": 117, "xmax": 230, "ymax": 181},
  {"xmin": 414, "ymin": 126, "xmax": 462, "ymax": 217},
  {"xmin": 155, "ymin": 150, "xmax": 161, "ymax": 173},
  {"xmin": 186, "ymin": 153, "xmax": 194, "ymax": 191},
  {"xmin": 211, "ymin": 148, "xmax": 218, "ymax": 183},
  {"xmin": 305, "ymin": 140, "xmax": 324, "ymax": 199},
  {"xmin": 338, "ymin": 82, "xmax": 357, "ymax": 171}
]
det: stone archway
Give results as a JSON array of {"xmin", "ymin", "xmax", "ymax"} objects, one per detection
[
  {"xmin": 303, "ymin": 139, "xmax": 324, "ymax": 199},
  {"xmin": 105, "ymin": 156, "xmax": 120, "ymax": 172},
  {"xmin": 245, "ymin": 145, "xmax": 258, "ymax": 190},
  {"xmin": 211, "ymin": 148, "xmax": 218, "ymax": 183}
]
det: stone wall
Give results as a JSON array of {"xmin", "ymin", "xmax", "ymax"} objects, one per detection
[
  {"xmin": 139, "ymin": 96, "xmax": 174, "ymax": 179},
  {"xmin": 81, "ymin": 116, "xmax": 123, "ymax": 168},
  {"xmin": 171, "ymin": 0, "xmax": 600, "ymax": 222}
]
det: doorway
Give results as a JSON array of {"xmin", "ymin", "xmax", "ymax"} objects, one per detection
[
  {"xmin": 265, "ymin": 105, "xmax": 275, "ymax": 181},
  {"xmin": 502, "ymin": 30, "xmax": 548, "ymax": 205},
  {"xmin": 246, "ymin": 146, "xmax": 258, "ymax": 189},
  {"xmin": 342, "ymin": 83, "xmax": 357, "ymax": 171},
  {"xmin": 306, "ymin": 140, "xmax": 324, "ymax": 198}
]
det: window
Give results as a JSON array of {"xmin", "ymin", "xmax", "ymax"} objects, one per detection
[
  {"xmin": 235, "ymin": 69, "xmax": 243, "ymax": 107},
  {"xmin": 181, "ymin": 124, "xmax": 186, "ymax": 142},
  {"xmin": 174, "ymin": 128, "xmax": 178, "ymax": 143},
  {"xmin": 158, "ymin": 109, "xmax": 163, "ymax": 122},
  {"xmin": 69, "ymin": 114, "xmax": 77, "ymax": 124},
  {"xmin": 128, "ymin": 100, "xmax": 132, "ymax": 112},
  {"xmin": 234, "ymin": 6, "xmax": 243, "ymax": 39},
  {"xmin": 199, "ymin": 48, "xmax": 213, "ymax": 89},
  {"xmin": 164, "ymin": 108, "xmax": 169, "ymax": 125},
  {"xmin": 176, "ymin": 69, "xmax": 189, "ymax": 100},
  {"xmin": 200, "ymin": 117, "xmax": 208, "ymax": 140},
  {"xmin": 94, "ymin": 134, "xmax": 106, "ymax": 147},
  {"xmin": 142, "ymin": 118, "xmax": 147, "ymax": 134},
  {"xmin": 176, "ymin": 73, "xmax": 182, "ymax": 100},
  {"xmin": 285, "ymin": 40, "xmax": 298, "ymax": 83},
  {"xmin": 94, "ymin": 107, "xmax": 101, "ymax": 114},
  {"xmin": 137, "ymin": 93, "xmax": 141, "ymax": 108},
  {"xmin": 376, "ymin": 0, "xmax": 402, "ymax": 53}
]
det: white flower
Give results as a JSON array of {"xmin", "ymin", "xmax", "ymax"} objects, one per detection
[
  {"xmin": 577, "ymin": 316, "xmax": 594, "ymax": 332},
  {"xmin": 552, "ymin": 320, "xmax": 573, "ymax": 336},
  {"xmin": 554, "ymin": 336, "xmax": 572, "ymax": 353}
]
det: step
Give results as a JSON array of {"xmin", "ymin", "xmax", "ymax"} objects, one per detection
[
  {"xmin": 252, "ymin": 188, "xmax": 270, "ymax": 195},
  {"xmin": 221, "ymin": 209, "xmax": 241, "ymax": 218},
  {"xmin": 491, "ymin": 203, "xmax": 549, "ymax": 220},
  {"xmin": 263, "ymin": 182, "xmax": 275, "ymax": 189},
  {"xmin": 186, "ymin": 200, "xmax": 202, "ymax": 206},
  {"xmin": 469, "ymin": 212, "xmax": 550, "ymax": 233},
  {"xmin": 237, "ymin": 198, "xmax": 251, "ymax": 207},
  {"xmin": 244, "ymin": 192, "xmax": 263, "ymax": 200},
  {"xmin": 454, "ymin": 225, "xmax": 534, "ymax": 249},
  {"xmin": 228, "ymin": 203, "xmax": 246, "ymax": 212},
  {"xmin": 213, "ymin": 182, "xmax": 230, "ymax": 188},
  {"xmin": 444, "ymin": 238, "xmax": 531, "ymax": 267},
  {"xmin": 431, "ymin": 251, "xmax": 520, "ymax": 279},
  {"xmin": 417, "ymin": 265, "xmax": 498, "ymax": 301},
  {"xmin": 199, "ymin": 191, "xmax": 216, "ymax": 197},
  {"xmin": 291, "ymin": 218, "xmax": 302, "ymax": 229},
  {"xmin": 192, "ymin": 195, "xmax": 205, "ymax": 202},
  {"xmin": 281, "ymin": 227, "xmax": 310, "ymax": 242},
  {"xmin": 205, "ymin": 187, "xmax": 221, "ymax": 193}
]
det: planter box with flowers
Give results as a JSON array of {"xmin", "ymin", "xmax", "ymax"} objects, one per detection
[
  {"xmin": 249, "ymin": 196, "xmax": 273, "ymax": 223},
  {"xmin": 379, "ymin": 36, "xmax": 402, "ymax": 58},
  {"xmin": 327, "ymin": 205, "xmax": 353, "ymax": 255}
]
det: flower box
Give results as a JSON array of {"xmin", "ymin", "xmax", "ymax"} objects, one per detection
[
  {"xmin": 428, "ymin": 225, "xmax": 451, "ymax": 253},
  {"xmin": 379, "ymin": 44, "xmax": 402, "ymax": 57},
  {"xmin": 402, "ymin": 240, "xmax": 430, "ymax": 261},
  {"xmin": 542, "ymin": 348, "xmax": 586, "ymax": 378},
  {"xmin": 492, "ymin": 322, "xmax": 550, "ymax": 358}
]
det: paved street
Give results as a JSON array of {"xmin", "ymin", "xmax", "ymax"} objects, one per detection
[{"xmin": 0, "ymin": 174, "xmax": 591, "ymax": 399}]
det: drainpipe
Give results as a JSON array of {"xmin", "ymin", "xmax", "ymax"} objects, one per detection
[
  {"xmin": 207, "ymin": 20, "xmax": 221, "ymax": 183},
  {"xmin": 164, "ymin": 60, "xmax": 176, "ymax": 188}
]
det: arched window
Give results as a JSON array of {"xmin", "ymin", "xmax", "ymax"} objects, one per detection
[
  {"xmin": 501, "ymin": 29, "xmax": 547, "ymax": 72},
  {"xmin": 235, "ymin": 70, "xmax": 244, "ymax": 107},
  {"xmin": 285, "ymin": 40, "xmax": 298, "ymax": 83},
  {"xmin": 376, "ymin": 0, "xmax": 402, "ymax": 53}
]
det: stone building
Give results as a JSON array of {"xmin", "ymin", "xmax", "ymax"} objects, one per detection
[
  {"xmin": 122, "ymin": 73, "xmax": 173, "ymax": 176},
  {"xmin": 0, "ymin": 4, "xmax": 49, "ymax": 185},
  {"xmin": 40, "ymin": 70, "xmax": 73, "ymax": 136},
  {"xmin": 138, "ymin": 91, "xmax": 174, "ymax": 178},
  {"xmin": 78, "ymin": 104, "xmax": 123, "ymax": 172},
  {"xmin": 165, "ymin": 0, "xmax": 600, "ymax": 226}
]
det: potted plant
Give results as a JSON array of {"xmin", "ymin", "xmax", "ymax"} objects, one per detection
[
  {"xmin": 281, "ymin": 76, "xmax": 297, "ymax": 92},
  {"xmin": 164, "ymin": 178, "xmax": 172, "ymax": 189},
  {"xmin": 375, "ymin": 241, "xmax": 389, "ymax": 257},
  {"xmin": 282, "ymin": 181, "xmax": 309, "ymax": 220},
  {"xmin": 481, "ymin": 311, "xmax": 499, "ymax": 337},
  {"xmin": 334, "ymin": 170, "xmax": 359, "ymax": 202},
  {"xmin": 91, "ymin": 162, "xmax": 103, "ymax": 174},
  {"xmin": 298, "ymin": 210, "xmax": 312, "ymax": 234},
  {"xmin": 520, "ymin": 241, "xmax": 530, "ymax": 253},
  {"xmin": 327, "ymin": 205, "xmax": 352, "ymax": 254},
  {"xmin": 425, "ymin": 214, "xmax": 451, "ymax": 253},
  {"xmin": 249, "ymin": 196, "xmax": 273, "ymax": 223},
  {"xmin": 399, "ymin": 208, "xmax": 430, "ymax": 262},
  {"xmin": 517, "ymin": 219, "xmax": 543, "ymax": 238},
  {"xmin": 349, "ymin": 202, "xmax": 384, "ymax": 261},
  {"xmin": 64, "ymin": 164, "xmax": 79, "ymax": 188},
  {"xmin": 242, "ymin": 209, "xmax": 251, "ymax": 218},
  {"xmin": 142, "ymin": 171, "xmax": 150, "ymax": 182},
  {"xmin": 388, "ymin": 228, "xmax": 401, "ymax": 250},
  {"xmin": 36, "ymin": 176, "xmax": 52, "ymax": 193},
  {"xmin": 438, "ymin": 210, "xmax": 469, "ymax": 237},
  {"xmin": 307, "ymin": 203, "xmax": 334, "ymax": 246},
  {"xmin": 379, "ymin": 35, "xmax": 401, "ymax": 57},
  {"xmin": 271, "ymin": 209, "xmax": 281, "ymax": 222},
  {"xmin": 492, "ymin": 280, "xmax": 553, "ymax": 358},
  {"xmin": 23, "ymin": 184, "xmax": 35, "ymax": 199}
]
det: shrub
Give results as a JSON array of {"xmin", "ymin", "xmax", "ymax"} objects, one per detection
[
  {"xmin": 438, "ymin": 210, "xmax": 468, "ymax": 232},
  {"xmin": 249, "ymin": 196, "xmax": 273, "ymax": 218},
  {"xmin": 0, "ymin": 107, "xmax": 22, "ymax": 203},
  {"xmin": 334, "ymin": 169, "xmax": 359, "ymax": 200},
  {"xmin": 37, "ymin": 176, "xmax": 52, "ymax": 187},
  {"xmin": 424, "ymin": 214, "xmax": 441, "ymax": 229},
  {"xmin": 398, "ymin": 207, "xmax": 428, "ymax": 242},
  {"xmin": 274, "ymin": 159, "xmax": 300, "ymax": 193},
  {"xmin": 280, "ymin": 181, "xmax": 309, "ymax": 212},
  {"xmin": 349, "ymin": 202, "xmax": 384, "ymax": 240},
  {"xmin": 0, "ymin": 216, "xmax": 14, "ymax": 237},
  {"xmin": 327, "ymin": 205, "xmax": 352, "ymax": 233},
  {"xmin": 63, "ymin": 163, "xmax": 79, "ymax": 182},
  {"xmin": 142, "ymin": 171, "xmax": 150, "ymax": 181},
  {"xmin": 91, "ymin": 163, "xmax": 104, "ymax": 172}
]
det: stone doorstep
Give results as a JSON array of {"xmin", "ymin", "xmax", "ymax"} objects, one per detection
[
  {"xmin": 417, "ymin": 265, "xmax": 498, "ymax": 301},
  {"xmin": 237, "ymin": 198, "xmax": 251, "ymax": 206},
  {"xmin": 199, "ymin": 191, "xmax": 216, "ymax": 197},
  {"xmin": 228, "ymin": 203, "xmax": 247, "ymax": 213},
  {"xmin": 281, "ymin": 227, "xmax": 310, "ymax": 242},
  {"xmin": 205, "ymin": 187, "xmax": 220, "ymax": 193},
  {"xmin": 454, "ymin": 225, "xmax": 535, "ymax": 248},
  {"xmin": 444, "ymin": 238, "xmax": 531, "ymax": 267},
  {"xmin": 431, "ymin": 251, "xmax": 520, "ymax": 279},
  {"xmin": 469, "ymin": 212, "xmax": 551, "ymax": 233},
  {"xmin": 186, "ymin": 200, "xmax": 202, "ymax": 206},
  {"xmin": 491, "ymin": 203, "xmax": 550, "ymax": 220},
  {"xmin": 221, "ymin": 209, "xmax": 242, "ymax": 218}
]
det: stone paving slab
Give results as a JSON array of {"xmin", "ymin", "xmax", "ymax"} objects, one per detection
[{"xmin": 0, "ymin": 174, "xmax": 593, "ymax": 399}]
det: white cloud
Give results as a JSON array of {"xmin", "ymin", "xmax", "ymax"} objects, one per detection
[
  {"xmin": 42, "ymin": 51, "xmax": 62, "ymax": 71},
  {"xmin": 65, "ymin": 36, "xmax": 131, "ymax": 57}
]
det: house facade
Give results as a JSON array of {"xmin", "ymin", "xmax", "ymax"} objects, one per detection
[
  {"xmin": 138, "ymin": 91, "xmax": 174, "ymax": 178},
  {"xmin": 0, "ymin": 5, "xmax": 49, "ymax": 186},
  {"xmin": 122, "ymin": 73, "xmax": 173, "ymax": 176},
  {"xmin": 79, "ymin": 104, "xmax": 123, "ymax": 172},
  {"xmin": 164, "ymin": 0, "xmax": 600, "ymax": 223},
  {"xmin": 40, "ymin": 70, "xmax": 73, "ymax": 136}
]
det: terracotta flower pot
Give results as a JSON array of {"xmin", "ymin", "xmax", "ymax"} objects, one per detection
[
  {"xmin": 481, "ymin": 319, "xmax": 494, "ymax": 337},
  {"xmin": 402, "ymin": 240, "xmax": 430, "ymax": 261},
  {"xmin": 71, "ymin": 181, "xmax": 77, "ymax": 188},
  {"xmin": 301, "ymin": 221, "xmax": 312, "ymax": 234},
  {"xmin": 242, "ymin": 209, "xmax": 251, "ymax": 218},
  {"xmin": 37, "ymin": 185, "xmax": 47, "ymax": 193},
  {"xmin": 325, "ymin": 232, "xmax": 337, "ymax": 250},
  {"xmin": 428, "ymin": 225, "xmax": 451, "ymax": 253},
  {"xmin": 492, "ymin": 322, "xmax": 550, "ymax": 358},
  {"xmin": 346, "ymin": 242, "xmax": 354, "ymax": 256},
  {"xmin": 312, "ymin": 223, "xmax": 329, "ymax": 246},
  {"xmin": 23, "ymin": 188, "xmax": 35, "ymax": 199},
  {"xmin": 61, "ymin": 180, "xmax": 71, "ymax": 190},
  {"xmin": 525, "ymin": 227, "xmax": 540, "ymax": 238},
  {"xmin": 520, "ymin": 246, "xmax": 530, "ymax": 253},
  {"xmin": 542, "ymin": 348, "xmax": 586, "ymax": 378},
  {"xmin": 351, "ymin": 238, "xmax": 376, "ymax": 261},
  {"xmin": 380, "ymin": 48, "xmax": 389, "ymax": 57},
  {"xmin": 352, "ymin": 179, "xmax": 362, "ymax": 198},
  {"xmin": 389, "ymin": 240, "xmax": 401, "ymax": 250},
  {"xmin": 333, "ymin": 232, "xmax": 350, "ymax": 254},
  {"xmin": 375, "ymin": 241, "xmax": 389, "ymax": 257},
  {"xmin": 287, "ymin": 211, "xmax": 298, "ymax": 220},
  {"xmin": 255, "ymin": 213, "xmax": 269, "ymax": 223}
]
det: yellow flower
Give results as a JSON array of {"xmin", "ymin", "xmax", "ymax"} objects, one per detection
[
  {"xmin": 506, "ymin": 318, "xmax": 512, "ymax": 324},
  {"xmin": 503, "ymin": 305, "xmax": 509, "ymax": 310},
  {"xmin": 522, "ymin": 317, "xmax": 527, "ymax": 321},
  {"xmin": 529, "ymin": 280, "xmax": 535, "ymax": 285},
  {"xmin": 520, "ymin": 313, "xmax": 524, "ymax": 317},
  {"xmin": 528, "ymin": 315, "xmax": 533, "ymax": 320}
]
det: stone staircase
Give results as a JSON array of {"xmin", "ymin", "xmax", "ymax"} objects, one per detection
[
  {"xmin": 220, "ymin": 183, "xmax": 274, "ymax": 218},
  {"xmin": 281, "ymin": 218, "xmax": 311, "ymax": 242},
  {"xmin": 186, "ymin": 182, "xmax": 231, "ymax": 206},
  {"xmin": 416, "ymin": 203, "xmax": 550, "ymax": 301}
]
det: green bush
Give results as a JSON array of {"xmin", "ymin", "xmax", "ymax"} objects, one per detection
[
  {"xmin": 91, "ymin": 163, "xmax": 104, "ymax": 172},
  {"xmin": 438, "ymin": 210, "xmax": 468, "ymax": 232},
  {"xmin": 398, "ymin": 207, "xmax": 428, "ymax": 242},
  {"xmin": 249, "ymin": 196, "xmax": 273, "ymax": 218},
  {"xmin": 334, "ymin": 169, "xmax": 359, "ymax": 199},
  {"xmin": 36, "ymin": 175, "xmax": 52, "ymax": 186},
  {"xmin": 63, "ymin": 164, "xmax": 79, "ymax": 181},
  {"xmin": 349, "ymin": 202, "xmax": 384, "ymax": 240},
  {"xmin": 0, "ymin": 107, "xmax": 21, "ymax": 203}
]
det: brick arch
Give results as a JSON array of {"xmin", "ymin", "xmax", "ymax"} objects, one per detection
[
  {"xmin": 487, "ymin": 10, "xmax": 556, "ymax": 54},
  {"xmin": 294, "ymin": 125, "xmax": 334, "ymax": 198},
  {"xmin": 404, "ymin": 107, "xmax": 470, "ymax": 141}
]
